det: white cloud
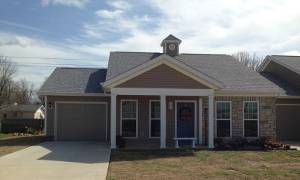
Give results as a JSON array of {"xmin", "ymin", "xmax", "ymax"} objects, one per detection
[
  {"xmin": 95, "ymin": 9, "xmax": 123, "ymax": 19},
  {"xmin": 0, "ymin": 32, "xmax": 106, "ymax": 88},
  {"xmin": 41, "ymin": 0, "xmax": 90, "ymax": 8},
  {"xmin": 80, "ymin": 0, "xmax": 300, "ymax": 57},
  {"xmin": 107, "ymin": 1, "xmax": 131, "ymax": 10}
]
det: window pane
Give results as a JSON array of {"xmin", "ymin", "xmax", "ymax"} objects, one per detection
[
  {"xmin": 122, "ymin": 101, "xmax": 136, "ymax": 118},
  {"xmin": 244, "ymin": 102, "xmax": 258, "ymax": 119},
  {"xmin": 151, "ymin": 120, "xmax": 160, "ymax": 137},
  {"xmin": 151, "ymin": 101, "xmax": 160, "ymax": 119},
  {"xmin": 122, "ymin": 120, "xmax": 136, "ymax": 137},
  {"xmin": 217, "ymin": 102, "xmax": 230, "ymax": 119},
  {"xmin": 244, "ymin": 121, "xmax": 258, "ymax": 137},
  {"xmin": 217, "ymin": 120, "xmax": 230, "ymax": 137}
]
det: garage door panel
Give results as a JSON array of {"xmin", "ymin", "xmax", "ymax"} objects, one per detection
[
  {"xmin": 56, "ymin": 103, "xmax": 107, "ymax": 141},
  {"xmin": 276, "ymin": 105, "xmax": 300, "ymax": 141}
]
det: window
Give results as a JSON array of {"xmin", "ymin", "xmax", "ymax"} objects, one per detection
[
  {"xmin": 216, "ymin": 101, "xmax": 231, "ymax": 137},
  {"xmin": 121, "ymin": 100, "xmax": 137, "ymax": 138},
  {"xmin": 149, "ymin": 100, "xmax": 160, "ymax": 138},
  {"xmin": 244, "ymin": 101, "xmax": 259, "ymax": 137}
]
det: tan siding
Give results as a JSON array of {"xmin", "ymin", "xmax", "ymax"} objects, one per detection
[{"xmin": 118, "ymin": 64, "xmax": 209, "ymax": 89}]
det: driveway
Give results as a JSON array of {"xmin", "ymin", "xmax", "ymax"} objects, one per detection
[{"xmin": 0, "ymin": 141, "xmax": 111, "ymax": 180}]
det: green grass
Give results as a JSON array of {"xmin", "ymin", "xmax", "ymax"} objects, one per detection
[
  {"xmin": 107, "ymin": 150, "xmax": 300, "ymax": 180},
  {"xmin": 0, "ymin": 135, "xmax": 46, "ymax": 157},
  {"xmin": 0, "ymin": 133, "xmax": 13, "ymax": 139}
]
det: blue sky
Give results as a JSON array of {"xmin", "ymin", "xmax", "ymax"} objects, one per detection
[{"xmin": 0, "ymin": 0, "xmax": 300, "ymax": 88}]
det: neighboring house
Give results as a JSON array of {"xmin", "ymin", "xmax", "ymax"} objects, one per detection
[
  {"xmin": 0, "ymin": 104, "xmax": 45, "ymax": 120},
  {"xmin": 39, "ymin": 35, "xmax": 289, "ymax": 149},
  {"xmin": 259, "ymin": 55, "xmax": 300, "ymax": 141}
]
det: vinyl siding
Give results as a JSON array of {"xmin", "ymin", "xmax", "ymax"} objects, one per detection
[{"xmin": 117, "ymin": 64, "xmax": 209, "ymax": 89}]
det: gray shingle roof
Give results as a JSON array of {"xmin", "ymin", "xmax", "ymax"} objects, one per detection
[
  {"xmin": 260, "ymin": 72, "xmax": 300, "ymax": 96},
  {"xmin": 269, "ymin": 55, "xmax": 300, "ymax": 75},
  {"xmin": 1, "ymin": 104, "xmax": 42, "ymax": 112},
  {"xmin": 39, "ymin": 68, "xmax": 107, "ymax": 94},
  {"xmin": 107, "ymin": 52, "xmax": 281, "ymax": 92},
  {"xmin": 162, "ymin": 34, "xmax": 182, "ymax": 42}
]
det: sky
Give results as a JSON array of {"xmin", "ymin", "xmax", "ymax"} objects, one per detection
[{"xmin": 0, "ymin": 0, "xmax": 300, "ymax": 89}]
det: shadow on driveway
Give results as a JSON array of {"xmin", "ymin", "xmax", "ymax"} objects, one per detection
[{"xmin": 38, "ymin": 141, "xmax": 110, "ymax": 163}]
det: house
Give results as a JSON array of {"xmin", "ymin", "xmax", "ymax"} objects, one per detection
[
  {"xmin": 259, "ymin": 55, "xmax": 300, "ymax": 141},
  {"xmin": 39, "ymin": 34, "xmax": 287, "ymax": 149},
  {"xmin": 0, "ymin": 104, "xmax": 45, "ymax": 120}
]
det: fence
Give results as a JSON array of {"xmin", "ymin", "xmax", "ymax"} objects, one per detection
[{"xmin": 1, "ymin": 118, "xmax": 44, "ymax": 133}]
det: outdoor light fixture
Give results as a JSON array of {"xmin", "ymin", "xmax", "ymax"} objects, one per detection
[{"xmin": 48, "ymin": 102, "xmax": 53, "ymax": 109}]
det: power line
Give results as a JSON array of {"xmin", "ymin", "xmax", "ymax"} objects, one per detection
[
  {"xmin": 1, "ymin": 55, "xmax": 107, "ymax": 62},
  {"xmin": 0, "ymin": 61, "xmax": 107, "ymax": 68}
]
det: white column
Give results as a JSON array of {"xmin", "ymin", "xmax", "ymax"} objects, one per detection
[
  {"xmin": 198, "ymin": 98, "xmax": 203, "ymax": 144},
  {"xmin": 208, "ymin": 95, "xmax": 214, "ymax": 148},
  {"xmin": 110, "ymin": 93, "xmax": 117, "ymax": 149},
  {"xmin": 160, "ymin": 95, "xmax": 166, "ymax": 149},
  {"xmin": 44, "ymin": 96, "xmax": 47, "ymax": 135}
]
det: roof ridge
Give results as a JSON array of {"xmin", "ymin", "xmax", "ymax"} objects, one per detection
[
  {"xmin": 111, "ymin": 51, "xmax": 161, "ymax": 54},
  {"xmin": 271, "ymin": 55, "xmax": 300, "ymax": 58},
  {"xmin": 180, "ymin": 53, "xmax": 230, "ymax": 56},
  {"xmin": 57, "ymin": 67, "xmax": 107, "ymax": 70}
]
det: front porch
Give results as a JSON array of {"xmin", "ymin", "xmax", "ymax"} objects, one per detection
[{"xmin": 110, "ymin": 88, "xmax": 215, "ymax": 149}]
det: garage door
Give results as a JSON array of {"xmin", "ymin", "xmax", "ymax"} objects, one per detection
[
  {"xmin": 56, "ymin": 102, "xmax": 107, "ymax": 141},
  {"xmin": 276, "ymin": 105, "xmax": 300, "ymax": 141}
]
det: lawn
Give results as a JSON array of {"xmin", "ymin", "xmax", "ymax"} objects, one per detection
[
  {"xmin": 0, "ymin": 135, "xmax": 46, "ymax": 157},
  {"xmin": 107, "ymin": 149, "xmax": 300, "ymax": 180},
  {"xmin": 0, "ymin": 133, "xmax": 13, "ymax": 139}
]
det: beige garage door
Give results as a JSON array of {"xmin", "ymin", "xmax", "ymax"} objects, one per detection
[
  {"xmin": 56, "ymin": 102, "xmax": 107, "ymax": 141},
  {"xmin": 276, "ymin": 105, "xmax": 300, "ymax": 141}
]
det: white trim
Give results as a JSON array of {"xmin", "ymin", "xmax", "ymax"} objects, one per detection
[
  {"xmin": 243, "ymin": 101, "xmax": 260, "ymax": 138},
  {"xmin": 257, "ymin": 56, "xmax": 272, "ymax": 72},
  {"xmin": 160, "ymin": 95, "xmax": 166, "ymax": 148},
  {"xmin": 208, "ymin": 95, "xmax": 214, "ymax": 148},
  {"xmin": 54, "ymin": 101, "xmax": 108, "ymax": 141},
  {"xmin": 277, "ymin": 96, "xmax": 300, "ymax": 99},
  {"xmin": 103, "ymin": 54, "xmax": 222, "ymax": 89},
  {"xmin": 174, "ymin": 100, "xmax": 197, "ymax": 140},
  {"xmin": 120, "ymin": 99, "xmax": 138, "ymax": 138},
  {"xmin": 149, "ymin": 100, "xmax": 160, "ymax": 138},
  {"xmin": 111, "ymin": 94, "xmax": 117, "ymax": 149},
  {"xmin": 276, "ymin": 104, "xmax": 300, "ymax": 106},
  {"xmin": 38, "ymin": 92, "xmax": 110, "ymax": 97},
  {"xmin": 112, "ymin": 88, "xmax": 214, "ymax": 96},
  {"xmin": 215, "ymin": 101, "xmax": 232, "ymax": 138},
  {"xmin": 198, "ymin": 98, "xmax": 203, "ymax": 144},
  {"xmin": 44, "ymin": 96, "xmax": 47, "ymax": 135}
]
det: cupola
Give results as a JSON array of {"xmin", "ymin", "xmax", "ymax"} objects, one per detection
[{"xmin": 160, "ymin": 34, "xmax": 181, "ymax": 57}]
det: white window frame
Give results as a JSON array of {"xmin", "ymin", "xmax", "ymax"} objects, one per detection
[
  {"xmin": 120, "ymin": 99, "xmax": 138, "ymax": 138},
  {"xmin": 243, "ymin": 101, "xmax": 259, "ymax": 138},
  {"xmin": 215, "ymin": 101, "xmax": 232, "ymax": 138},
  {"xmin": 149, "ymin": 100, "xmax": 160, "ymax": 138}
]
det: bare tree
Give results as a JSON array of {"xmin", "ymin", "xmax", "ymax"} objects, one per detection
[
  {"xmin": 0, "ymin": 56, "xmax": 17, "ymax": 105},
  {"xmin": 232, "ymin": 51, "xmax": 263, "ymax": 71},
  {"xmin": 10, "ymin": 79, "xmax": 34, "ymax": 104}
]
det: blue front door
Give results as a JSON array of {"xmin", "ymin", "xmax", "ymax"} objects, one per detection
[{"xmin": 176, "ymin": 102, "xmax": 195, "ymax": 142}]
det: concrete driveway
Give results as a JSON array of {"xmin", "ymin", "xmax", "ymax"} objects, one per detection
[{"xmin": 0, "ymin": 142, "xmax": 111, "ymax": 180}]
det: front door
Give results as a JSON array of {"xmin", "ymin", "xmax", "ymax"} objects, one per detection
[{"xmin": 176, "ymin": 102, "xmax": 195, "ymax": 142}]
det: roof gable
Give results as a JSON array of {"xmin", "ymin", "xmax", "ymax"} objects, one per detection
[
  {"xmin": 117, "ymin": 64, "xmax": 210, "ymax": 89},
  {"xmin": 103, "ymin": 54, "xmax": 222, "ymax": 90}
]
